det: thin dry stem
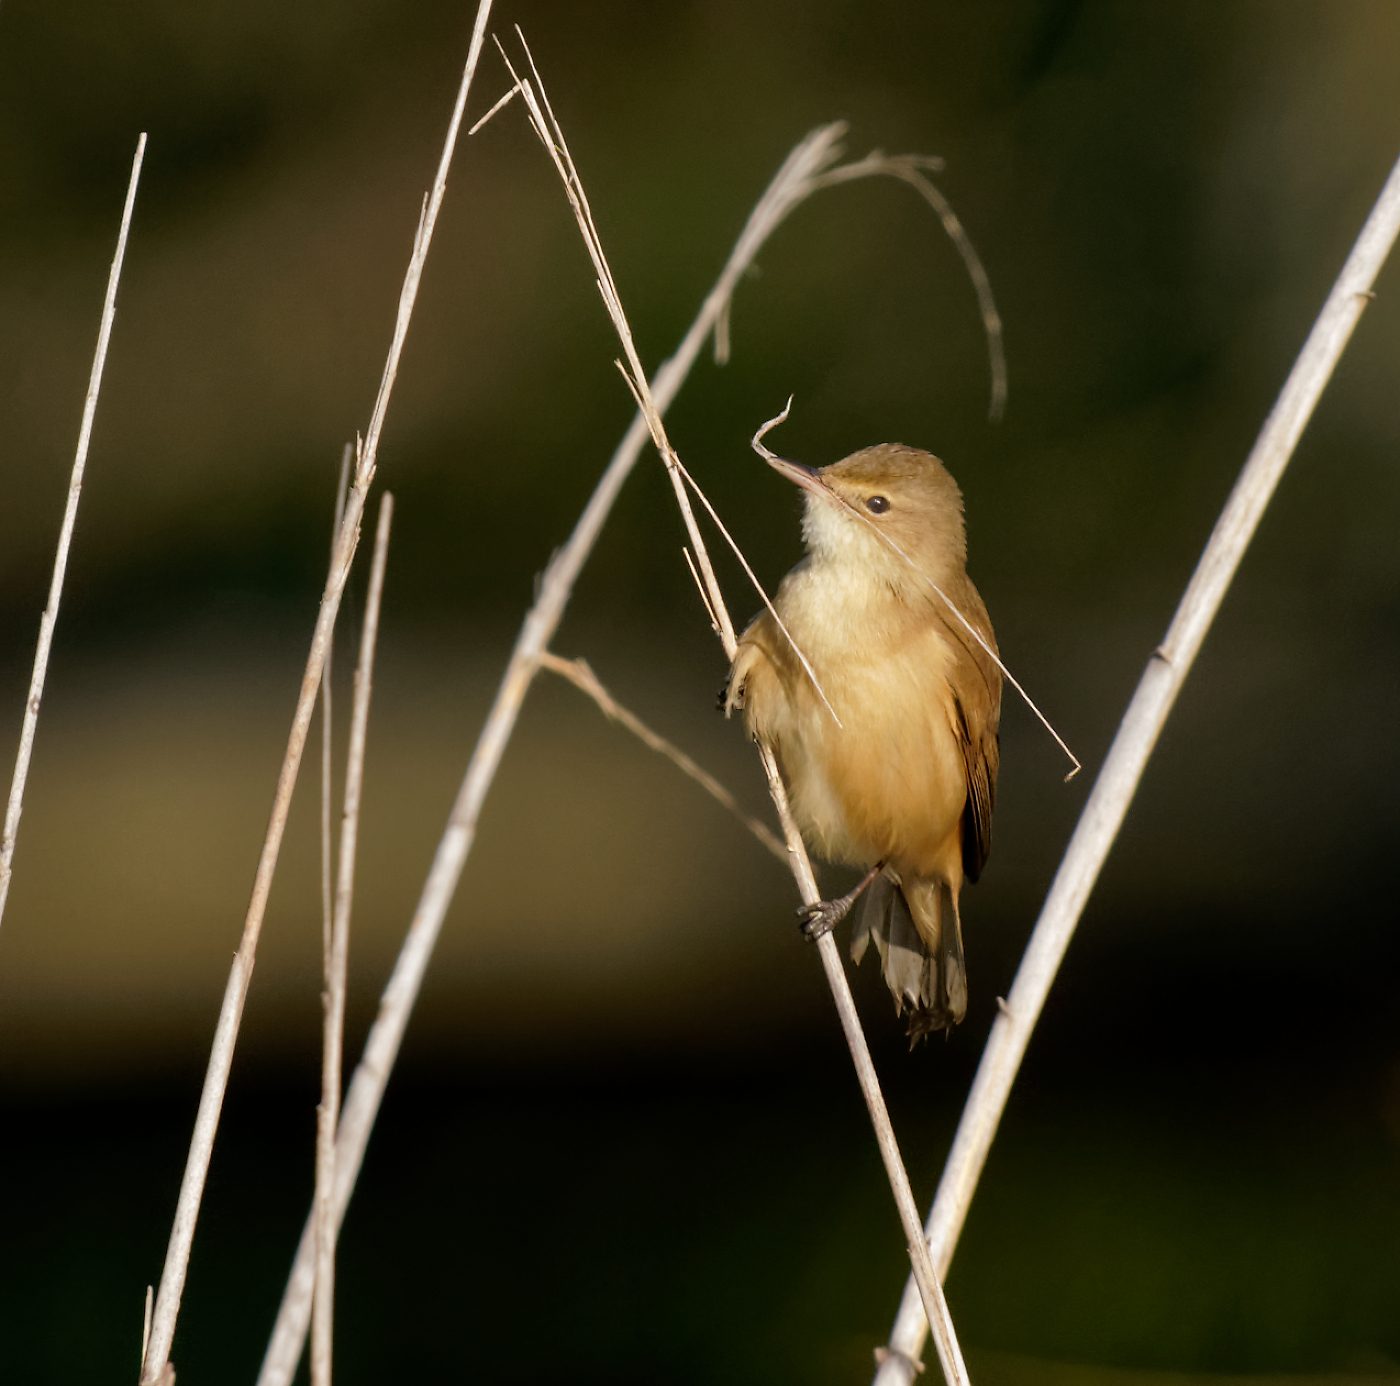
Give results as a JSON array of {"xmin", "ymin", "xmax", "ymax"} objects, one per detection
[
  {"xmin": 508, "ymin": 39, "xmax": 968, "ymax": 1386},
  {"xmin": 311, "ymin": 478, "xmax": 338, "ymax": 1386},
  {"xmin": 469, "ymin": 81, "xmax": 522, "ymax": 136},
  {"xmin": 320, "ymin": 661, "xmax": 335, "ymax": 960},
  {"xmin": 762, "ymin": 746, "xmax": 967, "ymax": 1385},
  {"xmin": 138, "ymin": 8, "xmax": 494, "ymax": 1380},
  {"xmin": 319, "ymin": 449, "xmax": 352, "ymax": 965},
  {"xmin": 0, "ymin": 133, "xmax": 145, "ymax": 935},
  {"xmin": 141, "ymin": 1287, "xmax": 153, "ymax": 1369},
  {"xmin": 749, "ymin": 396, "xmax": 795, "ymax": 454},
  {"xmin": 670, "ymin": 454, "xmax": 842, "ymax": 728},
  {"xmin": 496, "ymin": 34, "xmax": 737, "ymax": 658},
  {"xmin": 313, "ymin": 493, "xmax": 393, "ymax": 1386},
  {"xmin": 682, "ymin": 547, "xmax": 723, "ymax": 639},
  {"xmin": 806, "ymin": 154, "xmax": 1006, "ymax": 421},
  {"xmin": 259, "ymin": 108, "xmax": 1002, "ymax": 1386},
  {"xmin": 872, "ymin": 152, "xmax": 1400, "ymax": 1385},
  {"xmin": 538, "ymin": 651, "xmax": 787, "ymax": 863}
]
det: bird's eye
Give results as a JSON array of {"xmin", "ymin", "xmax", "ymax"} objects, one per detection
[{"xmin": 866, "ymin": 495, "xmax": 891, "ymax": 514}]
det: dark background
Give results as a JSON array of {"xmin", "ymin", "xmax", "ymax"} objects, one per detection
[{"xmin": 1, "ymin": 2, "xmax": 1398, "ymax": 1382}]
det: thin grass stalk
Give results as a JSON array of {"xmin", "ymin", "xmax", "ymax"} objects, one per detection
[
  {"xmin": 312, "ymin": 494, "xmax": 394, "ymax": 1386},
  {"xmin": 137, "ymin": 9, "xmax": 494, "ymax": 1378},
  {"xmin": 318, "ymin": 448, "xmax": 353, "ymax": 971},
  {"xmin": 872, "ymin": 151, "xmax": 1400, "ymax": 1384},
  {"xmin": 805, "ymin": 154, "xmax": 1005, "ymax": 422},
  {"xmin": 0, "ymin": 133, "xmax": 146, "ymax": 935},
  {"xmin": 538, "ymin": 651, "xmax": 787, "ymax": 862},
  {"xmin": 311, "ymin": 523, "xmax": 334, "ymax": 1386},
  {"xmin": 319, "ymin": 661, "xmax": 335, "ymax": 956}
]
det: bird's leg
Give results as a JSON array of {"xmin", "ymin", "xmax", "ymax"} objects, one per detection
[{"xmin": 797, "ymin": 861, "xmax": 885, "ymax": 941}]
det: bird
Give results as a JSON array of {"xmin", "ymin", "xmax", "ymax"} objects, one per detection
[{"xmin": 724, "ymin": 443, "xmax": 1002, "ymax": 1043}]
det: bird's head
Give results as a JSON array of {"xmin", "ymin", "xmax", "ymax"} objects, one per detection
[{"xmin": 767, "ymin": 443, "xmax": 969, "ymax": 586}]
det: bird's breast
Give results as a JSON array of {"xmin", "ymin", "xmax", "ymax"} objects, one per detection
[{"xmin": 761, "ymin": 563, "xmax": 969, "ymax": 880}]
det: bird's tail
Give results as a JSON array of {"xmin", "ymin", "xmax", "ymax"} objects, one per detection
[{"xmin": 851, "ymin": 874, "xmax": 967, "ymax": 1045}]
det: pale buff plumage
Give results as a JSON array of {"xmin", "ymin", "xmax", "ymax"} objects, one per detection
[{"xmin": 726, "ymin": 444, "xmax": 1001, "ymax": 1041}]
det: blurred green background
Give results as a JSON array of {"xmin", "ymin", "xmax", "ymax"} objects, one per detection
[{"xmin": 1, "ymin": 2, "xmax": 1398, "ymax": 1382}]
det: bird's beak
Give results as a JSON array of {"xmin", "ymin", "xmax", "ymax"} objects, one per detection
[{"xmin": 766, "ymin": 456, "xmax": 827, "ymax": 500}]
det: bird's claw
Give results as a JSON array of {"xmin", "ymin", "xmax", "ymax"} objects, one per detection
[{"xmin": 796, "ymin": 899, "xmax": 843, "ymax": 941}]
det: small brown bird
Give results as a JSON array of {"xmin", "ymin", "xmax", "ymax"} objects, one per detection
[{"xmin": 725, "ymin": 443, "xmax": 1002, "ymax": 1042}]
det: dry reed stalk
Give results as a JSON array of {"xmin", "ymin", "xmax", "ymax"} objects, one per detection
[
  {"xmin": 537, "ymin": 651, "xmax": 787, "ymax": 862},
  {"xmin": 503, "ymin": 35, "xmax": 969, "ymax": 1384},
  {"xmin": 0, "ymin": 133, "xmax": 146, "ymax": 935},
  {"xmin": 871, "ymin": 151, "xmax": 1400, "ymax": 1384},
  {"xmin": 258, "ymin": 99, "xmax": 1003, "ymax": 1386},
  {"xmin": 319, "ymin": 448, "xmax": 353, "ymax": 969},
  {"xmin": 312, "ymin": 494, "xmax": 393, "ymax": 1386},
  {"xmin": 805, "ymin": 153, "xmax": 1005, "ymax": 422},
  {"xmin": 319, "ymin": 658, "xmax": 335, "ymax": 950},
  {"xmin": 311, "ymin": 499, "xmax": 336, "ymax": 1386},
  {"xmin": 137, "ymin": 5, "xmax": 496, "ymax": 1379}
]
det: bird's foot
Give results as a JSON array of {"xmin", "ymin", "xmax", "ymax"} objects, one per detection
[
  {"xmin": 796, "ymin": 897, "xmax": 849, "ymax": 941},
  {"xmin": 795, "ymin": 861, "xmax": 886, "ymax": 943}
]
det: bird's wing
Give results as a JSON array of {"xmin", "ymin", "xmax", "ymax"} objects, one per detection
[
  {"xmin": 725, "ymin": 609, "xmax": 786, "ymax": 746},
  {"xmin": 941, "ymin": 575, "xmax": 1002, "ymax": 884}
]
